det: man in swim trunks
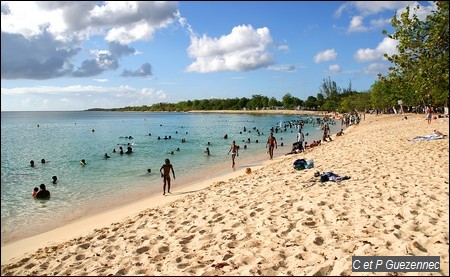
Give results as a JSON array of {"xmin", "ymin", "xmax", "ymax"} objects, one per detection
[
  {"xmin": 160, "ymin": 159, "xmax": 175, "ymax": 195},
  {"xmin": 36, "ymin": 183, "xmax": 50, "ymax": 200},
  {"xmin": 266, "ymin": 133, "xmax": 277, "ymax": 160},
  {"xmin": 228, "ymin": 141, "xmax": 239, "ymax": 168}
]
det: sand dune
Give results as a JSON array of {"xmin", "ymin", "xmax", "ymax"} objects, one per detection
[{"xmin": 1, "ymin": 113, "xmax": 448, "ymax": 276}]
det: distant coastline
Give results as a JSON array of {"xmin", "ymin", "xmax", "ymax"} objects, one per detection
[{"xmin": 85, "ymin": 108, "xmax": 331, "ymax": 116}]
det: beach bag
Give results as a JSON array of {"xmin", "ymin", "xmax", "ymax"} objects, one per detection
[{"xmin": 293, "ymin": 159, "xmax": 307, "ymax": 170}]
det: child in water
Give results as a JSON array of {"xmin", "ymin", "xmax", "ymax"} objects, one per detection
[{"xmin": 32, "ymin": 187, "xmax": 39, "ymax": 198}]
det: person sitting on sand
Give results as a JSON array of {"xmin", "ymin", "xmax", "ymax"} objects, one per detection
[
  {"xmin": 160, "ymin": 159, "xmax": 175, "ymax": 195},
  {"xmin": 285, "ymin": 142, "xmax": 301, "ymax": 156},
  {"xmin": 433, "ymin": 130, "xmax": 444, "ymax": 136},
  {"xmin": 309, "ymin": 140, "xmax": 321, "ymax": 148},
  {"xmin": 36, "ymin": 183, "xmax": 50, "ymax": 200},
  {"xmin": 336, "ymin": 129, "xmax": 344, "ymax": 136}
]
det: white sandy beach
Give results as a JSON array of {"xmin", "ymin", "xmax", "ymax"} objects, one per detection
[{"xmin": 1, "ymin": 112, "xmax": 449, "ymax": 276}]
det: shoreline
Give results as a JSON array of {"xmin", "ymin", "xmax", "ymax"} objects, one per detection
[
  {"xmin": 0, "ymin": 140, "xmax": 293, "ymax": 264},
  {"xmin": 2, "ymin": 113, "xmax": 448, "ymax": 275},
  {"xmin": 0, "ymin": 163, "xmax": 267, "ymax": 264},
  {"xmin": 1, "ymin": 113, "xmax": 330, "ymax": 247}
]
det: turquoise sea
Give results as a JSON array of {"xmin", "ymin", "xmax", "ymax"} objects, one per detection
[{"xmin": 1, "ymin": 111, "xmax": 340, "ymax": 244}]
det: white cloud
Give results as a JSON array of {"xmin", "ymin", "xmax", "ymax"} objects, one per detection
[
  {"xmin": 267, "ymin": 65, "xmax": 296, "ymax": 72},
  {"xmin": 347, "ymin": 16, "xmax": 368, "ymax": 33},
  {"xmin": 94, "ymin": 79, "xmax": 109, "ymax": 83},
  {"xmin": 277, "ymin": 45, "xmax": 289, "ymax": 52},
  {"xmin": 335, "ymin": 1, "xmax": 415, "ymax": 17},
  {"xmin": 1, "ymin": 1, "xmax": 69, "ymax": 39},
  {"xmin": 363, "ymin": 63, "xmax": 389, "ymax": 76},
  {"xmin": 328, "ymin": 64, "xmax": 341, "ymax": 73},
  {"xmin": 1, "ymin": 84, "xmax": 167, "ymax": 110},
  {"xmin": 1, "ymin": 1, "xmax": 178, "ymax": 80},
  {"xmin": 0, "ymin": 85, "xmax": 159, "ymax": 97},
  {"xmin": 313, "ymin": 49, "xmax": 338, "ymax": 63},
  {"xmin": 186, "ymin": 24, "xmax": 274, "ymax": 73},
  {"xmin": 1, "ymin": 1, "xmax": 178, "ymax": 43},
  {"xmin": 395, "ymin": 1, "xmax": 437, "ymax": 21},
  {"xmin": 354, "ymin": 37, "xmax": 398, "ymax": 62},
  {"xmin": 336, "ymin": 2, "xmax": 436, "ymax": 34},
  {"xmin": 369, "ymin": 18, "xmax": 392, "ymax": 29}
]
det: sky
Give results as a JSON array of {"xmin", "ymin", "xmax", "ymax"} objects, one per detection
[{"xmin": 1, "ymin": 1, "xmax": 437, "ymax": 111}]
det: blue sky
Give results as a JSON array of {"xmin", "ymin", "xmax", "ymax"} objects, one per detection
[{"xmin": 1, "ymin": 1, "xmax": 436, "ymax": 111}]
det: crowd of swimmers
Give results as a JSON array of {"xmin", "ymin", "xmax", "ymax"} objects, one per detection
[{"xmin": 29, "ymin": 115, "xmax": 348, "ymax": 198}]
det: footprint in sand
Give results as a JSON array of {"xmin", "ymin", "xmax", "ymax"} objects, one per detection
[
  {"xmin": 136, "ymin": 246, "xmax": 150, "ymax": 254},
  {"xmin": 158, "ymin": 246, "xmax": 169, "ymax": 253}
]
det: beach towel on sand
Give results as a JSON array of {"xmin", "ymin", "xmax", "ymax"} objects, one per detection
[{"xmin": 408, "ymin": 134, "xmax": 444, "ymax": 142}]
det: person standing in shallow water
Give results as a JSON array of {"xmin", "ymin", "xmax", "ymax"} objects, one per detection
[
  {"xmin": 36, "ymin": 183, "xmax": 50, "ymax": 200},
  {"xmin": 160, "ymin": 159, "xmax": 175, "ymax": 195},
  {"xmin": 227, "ymin": 141, "xmax": 239, "ymax": 168}
]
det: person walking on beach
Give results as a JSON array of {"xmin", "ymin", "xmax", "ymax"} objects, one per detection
[
  {"xmin": 228, "ymin": 141, "xmax": 239, "ymax": 168},
  {"xmin": 426, "ymin": 106, "xmax": 432, "ymax": 124},
  {"xmin": 297, "ymin": 130, "xmax": 305, "ymax": 152},
  {"xmin": 160, "ymin": 158, "xmax": 175, "ymax": 195},
  {"xmin": 266, "ymin": 133, "xmax": 277, "ymax": 160}
]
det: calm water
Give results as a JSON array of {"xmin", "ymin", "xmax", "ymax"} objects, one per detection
[{"xmin": 1, "ymin": 111, "xmax": 339, "ymax": 244}]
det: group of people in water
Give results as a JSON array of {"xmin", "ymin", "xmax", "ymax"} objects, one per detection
[
  {"xmin": 222, "ymin": 116, "xmax": 344, "ymax": 168},
  {"xmin": 32, "ymin": 183, "xmax": 51, "ymax": 200},
  {"xmin": 31, "ymin": 176, "xmax": 57, "ymax": 200},
  {"xmin": 30, "ymin": 115, "xmax": 346, "ymax": 197},
  {"xmin": 29, "ymin": 159, "xmax": 47, "ymax": 167},
  {"xmin": 29, "ymin": 158, "xmax": 58, "ymax": 200}
]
